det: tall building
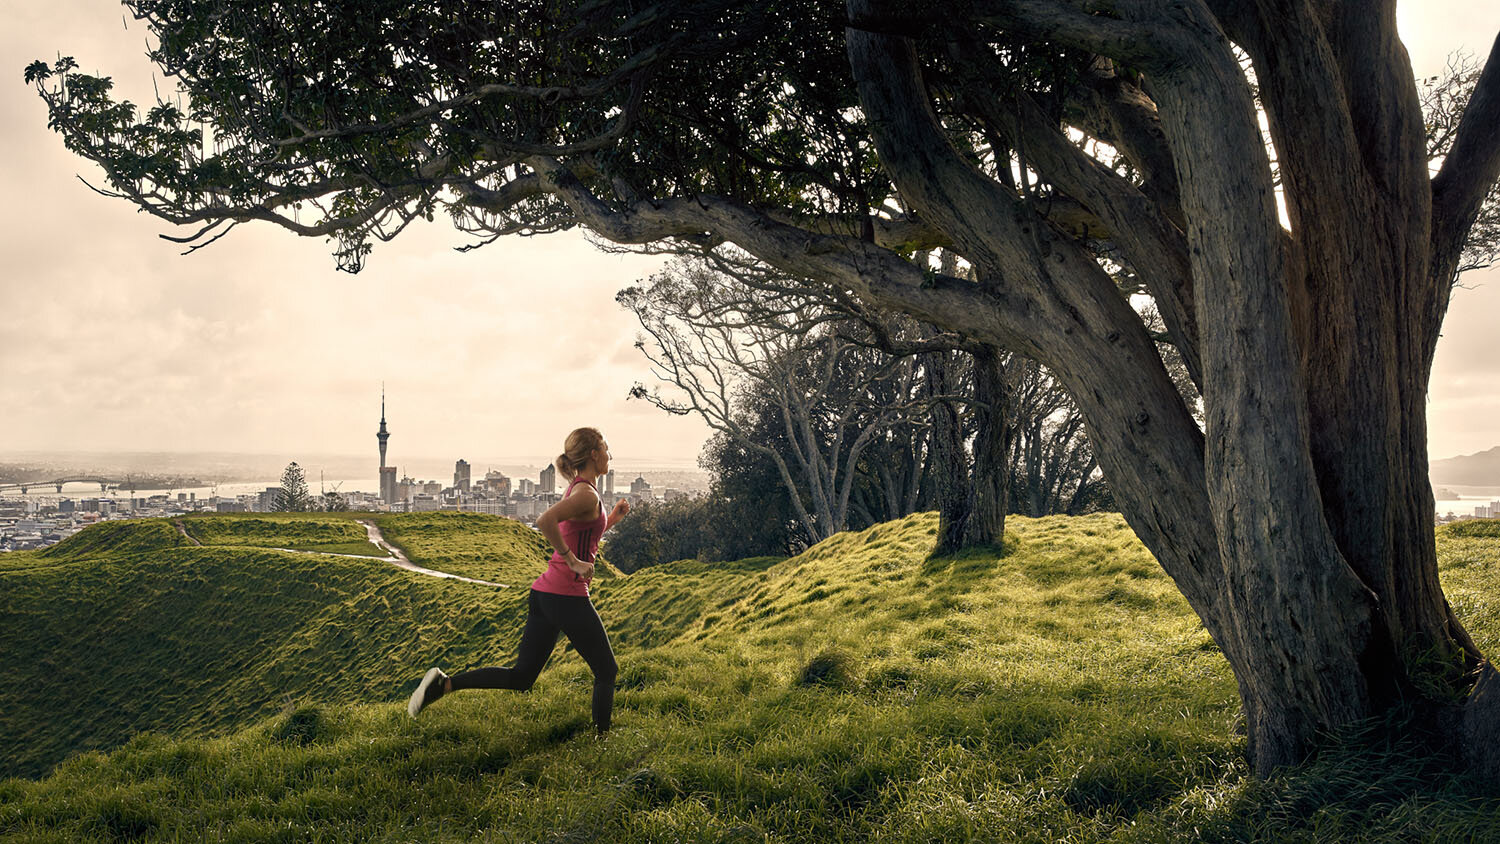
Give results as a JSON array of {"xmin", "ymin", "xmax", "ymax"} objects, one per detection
[
  {"xmin": 377, "ymin": 386, "xmax": 390, "ymax": 470},
  {"xmin": 454, "ymin": 459, "xmax": 471, "ymax": 492},
  {"xmin": 606, "ymin": 469, "xmax": 616, "ymax": 494},
  {"xmin": 484, "ymin": 470, "xmax": 511, "ymax": 497},
  {"xmin": 631, "ymin": 475, "xmax": 652, "ymax": 496},
  {"xmin": 377, "ymin": 387, "xmax": 397, "ymax": 505},
  {"xmin": 258, "ymin": 487, "xmax": 283, "ymax": 512},
  {"xmin": 381, "ymin": 467, "xmax": 398, "ymax": 505},
  {"xmin": 539, "ymin": 464, "xmax": 557, "ymax": 495}
]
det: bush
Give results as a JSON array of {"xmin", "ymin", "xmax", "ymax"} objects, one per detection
[
  {"xmin": 795, "ymin": 650, "xmax": 856, "ymax": 690},
  {"xmin": 605, "ymin": 493, "xmax": 790, "ymax": 572}
]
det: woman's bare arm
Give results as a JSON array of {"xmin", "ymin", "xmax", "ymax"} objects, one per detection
[
  {"xmin": 605, "ymin": 498, "xmax": 630, "ymax": 531},
  {"xmin": 536, "ymin": 484, "xmax": 602, "ymax": 577}
]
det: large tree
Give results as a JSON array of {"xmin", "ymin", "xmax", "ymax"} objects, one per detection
[{"xmin": 28, "ymin": 1, "xmax": 1500, "ymax": 776}]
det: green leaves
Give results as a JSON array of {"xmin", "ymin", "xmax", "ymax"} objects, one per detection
[
  {"xmin": 23, "ymin": 56, "xmax": 77, "ymax": 84},
  {"xmin": 23, "ymin": 60, "xmax": 51, "ymax": 84},
  {"xmin": 23, "ymin": 0, "xmax": 894, "ymax": 269}
]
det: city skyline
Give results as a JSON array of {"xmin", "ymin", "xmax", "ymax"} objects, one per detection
[{"xmin": 2, "ymin": 3, "xmax": 1498, "ymax": 462}]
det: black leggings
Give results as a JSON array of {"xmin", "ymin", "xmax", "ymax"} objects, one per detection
[{"xmin": 448, "ymin": 589, "xmax": 618, "ymax": 731}]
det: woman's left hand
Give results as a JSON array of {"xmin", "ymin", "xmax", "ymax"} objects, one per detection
[{"xmin": 611, "ymin": 499, "xmax": 631, "ymax": 519}]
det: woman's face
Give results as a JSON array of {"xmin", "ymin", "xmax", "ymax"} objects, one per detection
[{"xmin": 594, "ymin": 440, "xmax": 612, "ymax": 475}]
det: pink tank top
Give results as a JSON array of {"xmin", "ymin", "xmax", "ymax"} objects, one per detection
[{"xmin": 531, "ymin": 476, "xmax": 607, "ymax": 596}]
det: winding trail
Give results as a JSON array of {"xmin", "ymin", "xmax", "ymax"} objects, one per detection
[
  {"xmin": 173, "ymin": 520, "xmax": 202, "ymax": 546},
  {"xmin": 172, "ymin": 516, "xmax": 508, "ymax": 589},
  {"xmin": 355, "ymin": 519, "xmax": 509, "ymax": 589}
]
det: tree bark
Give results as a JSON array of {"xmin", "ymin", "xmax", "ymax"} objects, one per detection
[
  {"xmin": 924, "ymin": 348, "xmax": 971, "ymax": 555},
  {"xmin": 964, "ymin": 346, "xmax": 1009, "ymax": 546}
]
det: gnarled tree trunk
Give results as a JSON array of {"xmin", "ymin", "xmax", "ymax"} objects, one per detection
[
  {"xmin": 845, "ymin": 2, "xmax": 1500, "ymax": 774},
  {"xmin": 964, "ymin": 346, "xmax": 1009, "ymax": 547},
  {"xmin": 923, "ymin": 347, "xmax": 972, "ymax": 555}
]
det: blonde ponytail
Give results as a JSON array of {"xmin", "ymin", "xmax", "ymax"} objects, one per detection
[{"xmin": 556, "ymin": 427, "xmax": 605, "ymax": 480}]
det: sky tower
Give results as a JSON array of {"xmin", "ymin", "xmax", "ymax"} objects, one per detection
[
  {"xmin": 377, "ymin": 385, "xmax": 397, "ymax": 505},
  {"xmin": 377, "ymin": 385, "xmax": 390, "ymax": 468}
]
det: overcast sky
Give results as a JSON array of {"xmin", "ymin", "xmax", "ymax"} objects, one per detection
[{"xmin": 3, "ymin": 3, "xmax": 1498, "ymax": 470}]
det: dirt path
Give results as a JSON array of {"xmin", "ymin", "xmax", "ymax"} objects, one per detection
[
  {"xmin": 355, "ymin": 519, "xmax": 509, "ymax": 589},
  {"xmin": 173, "ymin": 520, "xmax": 202, "ymax": 546},
  {"xmin": 173, "ymin": 516, "xmax": 507, "ymax": 589}
]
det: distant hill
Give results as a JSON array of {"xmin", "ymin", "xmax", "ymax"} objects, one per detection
[{"xmin": 1430, "ymin": 446, "xmax": 1500, "ymax": 486}]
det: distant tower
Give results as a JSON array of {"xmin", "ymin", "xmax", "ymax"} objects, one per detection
[
  {"xmin": 606, "ymin": 469, "xmax": 616, "ymax": 495},
  {"xmin": 454, "ymin": 459, "xmax": 471, "ymax": 492},
  {"xmin": 377, "ymin": 386, "xmax": 397, "ymax": 505},
  {"xmin": 539, "ymin": 464, "xmax": 557, "ymax": 495},
  {"xmin": 377, "ymin": 386, "xmax": 390, "ymax": 469}
]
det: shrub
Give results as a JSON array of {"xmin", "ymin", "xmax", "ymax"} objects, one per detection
[
  {"xmin": 795, "ymin": 650, "xmax": 856, "ymax": 690},
  {"xmin": 272, "ymin": 705, "xmax": 328, "ymax": 746}
]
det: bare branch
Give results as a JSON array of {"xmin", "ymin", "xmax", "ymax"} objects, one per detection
[{"xmin": 1432, "ymin": 34, "xmax": 1500, "ymax": 286}]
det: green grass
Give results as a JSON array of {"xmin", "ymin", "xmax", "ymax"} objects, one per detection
[
  {"xmin": 0, "ymin": 525, "xmax": 531, "ymax": 780},
  {"xmin": 177, "ymin": 513, "xmax": 372, "ymax": 548},
  {"xmin": 279, "ymin": 540, "xmax": 388, "ymax": 557},
  {"xmin": 369, "ymin": 510, "xmax": 619, "ymax": 584},
  {"xmin": 1, "ymin": 513, "xmax": 1497, "ymax": 842}
]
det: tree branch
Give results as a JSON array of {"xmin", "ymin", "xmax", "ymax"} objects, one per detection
[
  {"xmin": 1432, "ymin": 33, "xmax": 1500, "ymax": 289},
  {"xmin": 965, "ymin": 0, "xmax": 1180, "ymax": 70},
  {"xmin": 964, "ymin": 80, "xmax": 1203, "ymax": 387},
  {"xmin": 528, "ymin": 154, "xmax": 1045, "ymax": 355}
]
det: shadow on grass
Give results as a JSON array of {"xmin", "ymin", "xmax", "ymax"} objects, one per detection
[{"xmin": 1173, "ymin": 711, "xmax": 1500, "ymax": 843}]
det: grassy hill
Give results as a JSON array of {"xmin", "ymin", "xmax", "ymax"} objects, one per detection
[
  {"xmin": 177, "ymin": 513, "xmax": 385, "ymax": 557},
  {"xmin": 2, "ymin": 512, "xmax": 1498, "ymax": 842},
  {"xmin": 364, "ymin": 510, "xmax": 618, "ymax": 584},
  {"xmin": 0, "ymin": 513, "xmax": 558, "ymax": 780}
]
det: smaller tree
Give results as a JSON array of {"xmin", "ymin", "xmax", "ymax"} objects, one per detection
[
  {"xmin": 622, "ymin": 257, "xmax": 920, "ymax": 546},
  {"xmin": 699, "ymin": 427, "xmax": 801, "ymax": 556},
  {"xmin": 602, "ymin": 498, "xmax": 710, "ymax": 572},
  {"xmin": 321, "ymin": 490, "xmax": 348, "ymax": 512},
  {"xmin": 1421, "ymin": 52, "xmax": 1500, "ymax": 282},
  {"xmin": 273, "ymin": 462, "xmax": 312, "ymax": 513}
]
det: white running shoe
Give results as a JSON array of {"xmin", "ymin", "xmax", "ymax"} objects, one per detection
[{"xmin": 407, "ymin": 667, "xmax": 448, "ymax": 718}]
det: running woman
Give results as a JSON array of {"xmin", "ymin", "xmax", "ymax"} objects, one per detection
[{"xmin": 407, "ymin": 427, "xmax": 630, "ymax": 733}]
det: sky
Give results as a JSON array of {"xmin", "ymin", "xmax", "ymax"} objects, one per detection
[{"xmin": 2, "ymin": 3, "xmax": 1498, "ymax": 472}]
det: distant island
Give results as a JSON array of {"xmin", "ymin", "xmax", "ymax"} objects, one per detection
[
  {"xmin": 1430, "ymin": 446, "xmax": 1500, "ymax": 487},
  {"xmin": 104, "ymin": 474, "xmax": 207, "ymax": 491}
]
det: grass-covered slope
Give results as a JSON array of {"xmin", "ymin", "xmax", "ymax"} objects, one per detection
[
  {"xmin": 2, "ymin": 513, "xmax": 1499, "ymax": 843},
  {"xmin": 0, "ymin": 514, "xmax": 549, "ymax": 780},
  {"xmin": 30, "ymin": 518, "xmax": 191, "ymax": 562},
  {"xmin": 178, "ymin": 513, "xmax": 369, "ymax": 548},
  {"xmin": 369, "ymin": 510, "xmax": 619, "ymax": 584},
  {"xmin": 174, "ymin": 513, "xmax": 383, "ymax": 557}
]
